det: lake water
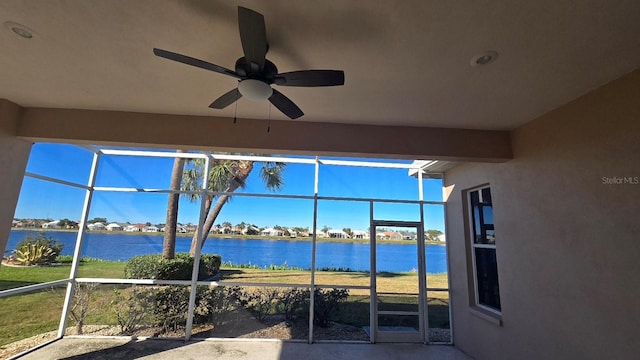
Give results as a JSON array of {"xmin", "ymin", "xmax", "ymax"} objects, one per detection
[{"xmin": 6, "ymin": 230, "xmax": 448, "ymax": 273}]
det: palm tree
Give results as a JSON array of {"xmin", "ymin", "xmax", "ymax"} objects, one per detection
[
  {"xmin": 425, "ymin": 229, "xmax": 444, "ymax": 241},
  {"xmin": 181, "ymin": 156, "xmax": 285, "ymax": 256},
  {"xmin": 162, "ymin": 150, "xmax": 186, "ymax": 259},
  {"xmin": 343, "ymin": 227, "xmax": 353, "ymax": 237}
]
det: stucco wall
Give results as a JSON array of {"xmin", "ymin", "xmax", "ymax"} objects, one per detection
[
  {"xmin": 444, "ymin": 69, "xmax": 640, "ymax": 359},
  {"xmin": 0, "ymin": 100, "xmax": 32, "ymax": 257}
]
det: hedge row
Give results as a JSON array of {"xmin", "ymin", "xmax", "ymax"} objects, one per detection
[
  {"xmin": 124, "ymin": 253, "xmax": 221, "ymax": 280},
  {"xmin": 110, "ymin": 285, "xmax": 349, "ymax": 334}
]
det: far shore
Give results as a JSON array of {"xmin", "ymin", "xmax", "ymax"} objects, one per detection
[{"xmin": 10, "ymin": 228, "xmax": 446, "ymax": 246}]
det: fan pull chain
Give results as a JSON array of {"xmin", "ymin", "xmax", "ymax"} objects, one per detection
[
  {"xmin": 233, "ymin": 100, "xmax": 238, "ymax": 124},
  {"xmin": 267, "ymin": 103, "xmax": 272, "ymax": 133}
]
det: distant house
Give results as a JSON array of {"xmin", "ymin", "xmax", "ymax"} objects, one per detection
[
  {"xmin": 309, "ymin": 230, "xmax": 327, "ymax": 238},
  {"xmin": 124, "ymin": 224, "xmax": 139, "ymax": 232},
  {"xmin": 143, "ymin": 225, "xmax": 159, "ymax": 232},
  {"xmin": 377, "ymin": 231, "xmax": 403, "ymax": 240},
  {"xmin": 42, "ymin": 220, "xmax": 61, "ymax": 229},
  {"xmin": 288, "ymin": 229, "xmax": 297, "ymax": 238},
  {"xmin": 352, "ymin": 230, "xmax": 369, "ymax": 239},
  {"xmin": 87, "ymin": 222, "xmax": 105, "ymax": 231},
  {"xmin": 327, "ymin": 229, "xmax": 350, "ymax": 239},
  {"xmin": 161, "ymin": 225, "xmax": 187, "ymax": 233},
  {"xmin": 106, "ymin": 223, "xmax": 123, "ymax": 231},
  {"xmin": 21, "ymin": 219, "xmax": 41, "ymax": 228},
  {"xmin": 402, "ymin": 233, "xmax": 415, "ymax": 240},
  {"xmin": 244, "ymin": 226, "xmax": 260, "ymax": 235},
  {"xmin": 261, "ymin": 227, "xmax": 284, "ymax": 237},
  {"xmin": 124, "ymin": 223, "xmax": 146, "ymax": 232},
  {"xmin": 297, "ymin": 230, "xmax": 310, "ymax": 237}
]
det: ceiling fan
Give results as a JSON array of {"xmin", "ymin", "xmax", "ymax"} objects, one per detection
[{"xmin": 153, "ymin": 6, "xmax": 345, "ymax": 119}]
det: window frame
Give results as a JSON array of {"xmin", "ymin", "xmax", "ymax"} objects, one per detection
[{"xmin": 466, "ymin": 185, "xmax": 501, "ymax": 316}]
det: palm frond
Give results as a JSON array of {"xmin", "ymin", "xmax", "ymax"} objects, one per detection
[
  {"xmin": 260, "ymin": 162, "xmax": 286, "ymax": 191},
  {"xmin": 182, "ymin": 155, "xmax": 285, "ymax": 203},
  {"xmin": 208, "ymin": 161, "xmax": 236, "ymax": 191},
  {"xmin": 181, "ymin": 159, "xmax": 204, "ymax": 202}
]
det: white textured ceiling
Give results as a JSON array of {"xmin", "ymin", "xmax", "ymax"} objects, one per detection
[{"xmin": 1, "ymin": 0, "xmax": 639, "ymax": 130}]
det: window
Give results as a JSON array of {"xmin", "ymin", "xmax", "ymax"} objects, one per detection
[{"xmin": 468, "ymin": 186, "xmax": 501, "ymax": 313}]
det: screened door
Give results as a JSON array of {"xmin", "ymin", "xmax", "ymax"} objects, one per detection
[{"xmin": 370, "ymin": 220, "xmax": 426, "ymax": 343}]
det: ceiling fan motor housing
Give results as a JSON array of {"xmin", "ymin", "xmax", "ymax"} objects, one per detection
[{"xmin": 235, "ymin": 57, "xmax": 278, "ymax": 83}]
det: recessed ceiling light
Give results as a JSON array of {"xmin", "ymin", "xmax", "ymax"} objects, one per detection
[
  {"xmin": 470, "ymin": 51, "xmax": 498, "ymax": 67},
  {"xmin": 4, "ymin": 21, "xmax": 34, "ymax": 39}
]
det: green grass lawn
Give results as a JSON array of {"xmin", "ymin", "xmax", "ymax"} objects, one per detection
[
  {"xmin": 0, "ymin": 287, "xmax": 66, "ymax": 347},
  {"xmin": 0, "ymin": 261, "xmax": 126, "ymax": 290},
  {"xmin": 0, "ymin": 261, "xmax": 127, "ymax": 347},
  {"xmin": 0, "ymin": 265, "xmax": 70, "ymax": 290},
  {"xmin": 0, "ymin": 260, "xmax": 449, "ymax": 347}
]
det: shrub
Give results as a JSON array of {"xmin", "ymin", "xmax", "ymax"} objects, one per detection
[
  {"xmin": 69, "ymin": 283, "xmax": 101, "ymax": 335},
  {"xmin": 152, "ymin": 286, "xmax": 190, "ymax": 332},
  {"xmin": 229, "ymin": 287, "xmax": 347, "ymax": 325},
  {"xmin": 198, "ymin": 286, "xmax": 243, "ymax": 326},
  {"xmin": 56, "ymin": 255, "xmax": 75, "ymax": 263},
  {"xmin": 276, "ymin": 288, "xmax": 310, "ymax": 320},
  {"xmin": 15, "ymin": 243, "xmax": 53, "ymax": 266},
  {"xmin": 110, "ymin": 286, "xmax": 154, "ymax": 335},
  {"xmin": 124, "ymin": 253, "xmax": 221, "ymax": 280},
  {"xmin": 236, "ymin": 287, "xmax": 281, "ymax": 321},
  {"xmin": 15, "ymin": 232, "xmax": 63, "ymax": 265},
  {"xmin": 233, "ymin": 287, "xmax": 310, "ymax": 322},
  {"xmin": 313, "ymin": 288, "xmax": 349, "ymax": 327},
  {"xmin": 150, "ymin": 285, "xmax": 243, "ymax": 332},
  {"xmin": 220, "ymin": 261, "xmax": 304, "ymax": 271},
  {"xmin": 199, "ymin": 254, "xmax": 222, "ymax": 277}
]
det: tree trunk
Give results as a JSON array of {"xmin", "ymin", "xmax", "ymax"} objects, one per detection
[
  {"xmin": 189, "ymin": 194, "xmax": 230, "ymax": 256},
  {"xmin": 76, "ymin": 319, "xmax": 84, "ymax": 335},
  {"xmin": 189, "ymin": 161, "xmax": 254, "ymax": 257},
  {"xmin": 188, "ymin": 195, "xmax": 213, "ymax": 256},
  {"xmin": 163, "ymin": 152, "xmax": 186, "ymax": 259}
]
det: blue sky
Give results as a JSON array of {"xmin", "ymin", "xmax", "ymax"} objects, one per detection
[{"xmin": 14, "ymin": 143, "xmax": 445, "ymax": 231}]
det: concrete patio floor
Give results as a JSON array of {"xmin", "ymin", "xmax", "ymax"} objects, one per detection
[{"xmin": 17, "ymin": 338, "xmax": 473, "ymax": 360}]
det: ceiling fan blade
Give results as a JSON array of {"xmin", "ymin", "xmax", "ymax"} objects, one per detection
[
  {"xmin": 274, "ymin": 70, "xmax": 345, "ymax": 87},
  {"xmin": 269, "ymin": 89, "xmax": 304, "ymax": 119},
  {"xmin": 153, "ymin": 48, "xmax": 240, "ymax": 79},
  {"xmin": 238, "ymin": 7, "xmax": 267, "ymax": 72},
  {"xmin": 209, "ymin": 88, "xmax": 242, "ymax": 109}
]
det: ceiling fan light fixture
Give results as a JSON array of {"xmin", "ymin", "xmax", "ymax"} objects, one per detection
[{"xmin": 238, "ymin": 79, "xmax": 273, "ymax": 101}]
